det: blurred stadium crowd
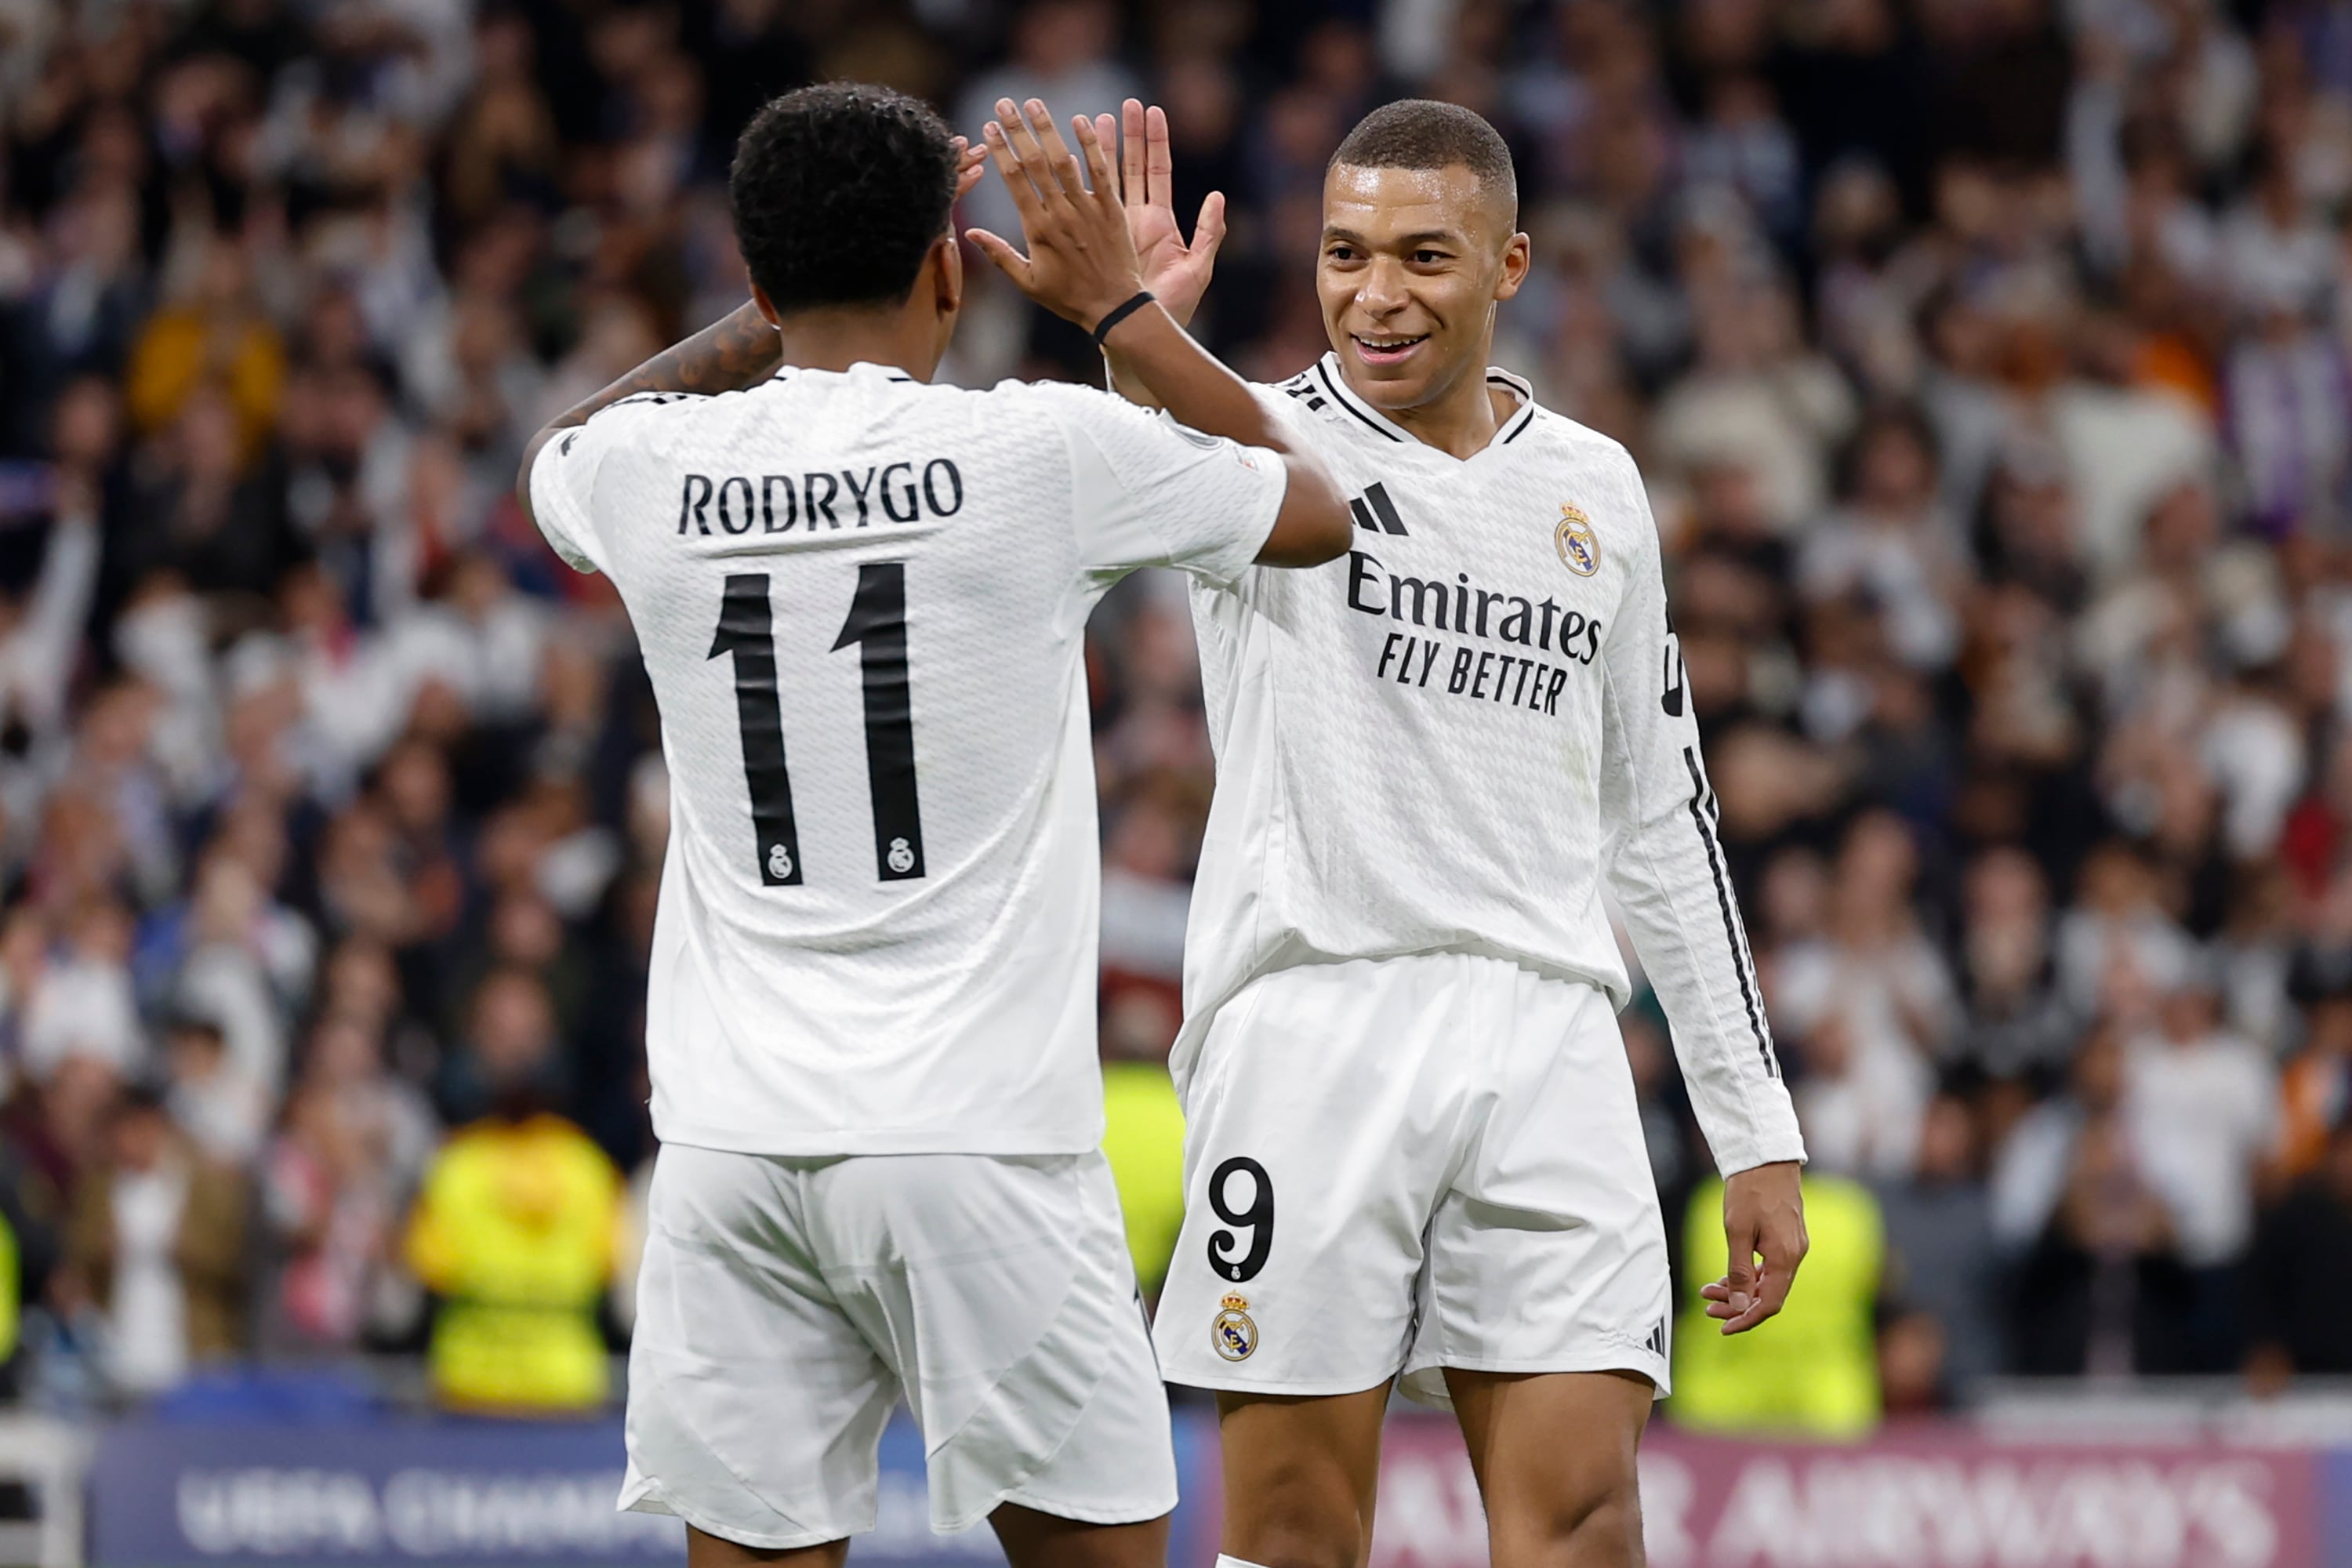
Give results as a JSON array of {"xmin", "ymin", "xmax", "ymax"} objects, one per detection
[{"xmin": 2, "ymin": 0, "xmax": 2352, "ymax": 1430}]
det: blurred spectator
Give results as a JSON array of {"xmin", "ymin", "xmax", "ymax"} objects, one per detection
[
  {"xmin": 122, "ymin": 239, "xmax": 285, "ymax": 463},
  {"xmin": 2278, "ymin": 993, "xmax": 2352, "ymax": 1179},
  {"xmin": 434, "ymin": 966, "xmax": 568, "ymax": 1127},
  {"xmin": 2245, "ymin": 1115, "xmax": 2352, "ymax": 1383},
  {"xmin": 2225, "ymin": 277, "xmax": 2352, "ymax": 537},
  {"xmin": 1653, "ymin": 277, "xmax": 1857, "ymax": 535},
  {"xmin": 1992, "ymin": 1025, "xmax": 2130, "ymax": 1254},
  {"xmin": 1875, "ymin": 1094, "xmax": 2002, "ymax": 1398},
  {"xmin": 1797, "ymin": 407, "xmax": 1965, "ymax": 674},
  {"xmin": 2004, "ymin": 1027, "xmax": 2197, "ymax": 1374},
  {"xmin": 1776, "ymin": 812, "xmax": 1954, "ymax": 1178},
  {"xmin": 1955, "ymin": 846, "xmax": 2074, "ymax": 1083},
  {"xmin": 21, "ymin": 898, "xmax": 146, "ymax": 1085},
  {"xmin": 160, "ymin": 1014, "xmax": 266, "ymax": 1167},
  {"xmin": 63, "ymin": 1085, "xmax": 248, "ymax": 1396},
  {"xmin": 2125, "ymin": 975, "xmax": 2278, "ymax": 1367}
]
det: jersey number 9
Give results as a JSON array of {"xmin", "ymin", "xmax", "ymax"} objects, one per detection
[{"xmin": 1207, "ymin": 1156, "xmax": 1275, "ymax": 1283}]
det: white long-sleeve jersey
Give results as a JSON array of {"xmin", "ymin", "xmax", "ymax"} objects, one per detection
[{"xmin": 1181, "ymin": 354, "xmax": 1804, "ymax": 1176}]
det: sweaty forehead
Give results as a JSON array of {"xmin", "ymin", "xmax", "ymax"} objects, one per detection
[{"xmin": 1322, "ymin": 162, "xmax": 1514, "ymax": 247}]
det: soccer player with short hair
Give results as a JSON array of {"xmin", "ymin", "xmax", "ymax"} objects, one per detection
[
  {"xmin": 1092, "ymin": 98, "xmax": 1813, "ymax": 1566},
  {"xmin": 516, "ymin": 84, "xmax": 1351, "ymax": 1568}
]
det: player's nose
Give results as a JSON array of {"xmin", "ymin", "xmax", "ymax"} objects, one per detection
[{"xmin": 1357, "ymin": 256, "xmax": 1413, "ymax": 315}]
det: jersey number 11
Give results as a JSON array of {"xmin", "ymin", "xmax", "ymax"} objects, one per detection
[{"xmin": 708, "ymin": 564, "xmax": 925, "ymax": 887}]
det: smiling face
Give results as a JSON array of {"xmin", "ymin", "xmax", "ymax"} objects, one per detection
[{"xmin": 1318, "ymin": 162, "xmax": 1530, "ymax": 414}]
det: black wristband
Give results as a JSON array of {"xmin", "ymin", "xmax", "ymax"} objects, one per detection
[{"xmin": 1089, "ymin": 291, "xmax": 1156, "ymax": 349}]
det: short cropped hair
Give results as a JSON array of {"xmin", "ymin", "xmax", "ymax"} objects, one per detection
[
  {"xmin": 730, "ymin": 83, "xmax": 960, "ymax": 314},
  {"xmin": 1329, "ymin": 99, "xmax": 1518, "ymax": 219}
]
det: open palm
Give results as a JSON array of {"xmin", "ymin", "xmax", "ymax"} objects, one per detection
[{"xmin": 1094, "ymin": 100, "xmax": 1226, "ymax": 328}]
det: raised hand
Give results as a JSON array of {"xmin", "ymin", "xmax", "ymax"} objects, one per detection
[
  {"xmin": 1099, "ymin": 100, "xmax": 1226, "ymax": 328},
  {"xmin": 966, "ymin": 98, "xmax": 1147, "ymax": 332}
]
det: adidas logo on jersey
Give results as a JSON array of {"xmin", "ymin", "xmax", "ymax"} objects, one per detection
[{"xmin": 1349, "ymin": 482, "xmax": 1410, "ymax": 536}]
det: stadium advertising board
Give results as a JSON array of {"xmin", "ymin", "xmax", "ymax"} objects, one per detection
[
  {"xmin": 92, "ymin": 1418, "xmax": 681, "ymax": 1565},
  {"xmin": 1372, "ymin": 1423, "xmax": 2338, "ymax": 1568},
  {"xmin": 87, "ymin": 1411, "xmax": 2347, "ymax": 1568},
  {"xmin": 89, "ymin": 1414, "xmax": 1221, "ymax": 1567}
]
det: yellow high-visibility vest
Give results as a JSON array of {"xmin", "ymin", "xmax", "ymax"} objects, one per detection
[
  {"xmin": 0, "ymin": 1206, "xmax": 19, "ymax": 1364},
  {"xmin": 1100, "ymin": 1062, "xmax": 1188, "ymax": 1298},
  {"xmin": 1671, "ymin": 1171, "xmax": 1884, "ymax": 1438},
  {"xmin": 405, "ymin": 1115, "xmax": 621, "ymax": 1414}
]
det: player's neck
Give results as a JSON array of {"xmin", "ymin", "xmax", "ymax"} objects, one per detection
[
  {"xmin": 772, "ymin": 308, "xmax": 941, "ymax": 383},
  {"xmin": 1348, "ymin": 352, "xmax": 1506, "ymax": 461}
]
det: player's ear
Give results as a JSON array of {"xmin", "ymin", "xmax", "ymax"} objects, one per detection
[
  {"xmin": 930, "ymin": 234, "xmax": 964, "ymax": 321},
  {"xmin": 1494, "ymin": 231, "xmax": 1531, "ymax": 303},
  {"xmin": 750, "ymin": 283, "xmax": 783, "ymax": 330}
]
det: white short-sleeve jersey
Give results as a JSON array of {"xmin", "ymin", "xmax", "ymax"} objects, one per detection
[
  {"xmin": 532, "ymin": 364, "xmax": 1284, "ymax": 1156},
  {"xmin": 1182, "ymin": 354, "xmax": 1803, "ymax": 1176}
]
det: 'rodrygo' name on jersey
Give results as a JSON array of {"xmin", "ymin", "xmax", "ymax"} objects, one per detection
[{"xmin": 672, "ymin": 459, "xmax": 967, "ymax": 535}]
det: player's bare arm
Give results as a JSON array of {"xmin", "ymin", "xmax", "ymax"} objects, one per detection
[
  {"xmin": 515, "ymin": 141, "xmax": 989, "ymax": 524},
  {"xmin": 1706, "ymin": 1160, "xmax": 1808, "ymax": 1334},
  {"xmin": 968, "ymin": 97, "xmax": 1351, "ymax": 568}
]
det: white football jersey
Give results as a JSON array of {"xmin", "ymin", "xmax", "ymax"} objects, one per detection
[
  {"xmin": 1183, "ymin": 354, "xmax": 1803, "ymax": 1175},
  {"xmin": 532, "ymin": 364, "xmax": 1285, "ymax": 1156}
]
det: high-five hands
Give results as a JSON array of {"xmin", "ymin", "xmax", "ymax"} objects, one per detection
[
  {"xmin": 1089, "ymin": 100, "xmax": 1225, "ymax": 328},
  {"xmin": 966, "ymin": 98, "xmax": 1149, "ymax": 334}
]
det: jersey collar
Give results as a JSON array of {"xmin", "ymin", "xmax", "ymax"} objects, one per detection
[
  {"xmin": 764, "ymin": 363, "xmax": 917, "ymax": 384},
  {"xmin": 1313, "ymin": 352, "xmax": 1537, "ymax": 454},
  {"xmin": 1488, "ymin": 365, "xmax": 1538, "ymax": 446}
]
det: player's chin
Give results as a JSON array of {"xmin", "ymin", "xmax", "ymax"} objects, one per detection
[{"xmin": 1345, "ymin": 339, "xmax": 1443, "ymax": 402}]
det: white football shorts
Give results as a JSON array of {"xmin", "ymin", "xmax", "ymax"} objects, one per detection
[
  {"xmin": 1155, "ymin": 953, "xmax": 1671, "ymax": 1407},
  {"xmin": 621, "ymin": 1145, "xmax": 1177, "ymax": 1548}
]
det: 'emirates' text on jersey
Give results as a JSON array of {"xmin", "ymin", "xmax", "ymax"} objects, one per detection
[
  {"xmin": 1182, "ymin": 354, "xmax": 1803, "ymax": 1175},
  {"xmin": 532, "ymin": 365, "xmax": 1285, "ymax": 1156}
]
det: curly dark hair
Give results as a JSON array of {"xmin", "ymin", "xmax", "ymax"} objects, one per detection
[
  {"xmin": 729, "ymin": 83, "xmax": 960, "ymax": 314},
  {"xmin": 1330, "ymin": 99, "xmax": 1518, "ymax": 220}
]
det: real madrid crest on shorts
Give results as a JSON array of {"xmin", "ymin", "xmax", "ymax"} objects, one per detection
[
  {"xmin": 1555, "ymin": 503, "xmax": 1600, "ymax": 576},
  {"xmin": 1213, "ymin": 1292, "xmax": 1258, "ymax": 1361}
]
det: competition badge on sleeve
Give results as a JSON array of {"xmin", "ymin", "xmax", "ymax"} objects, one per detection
[
  {"xmin": 1213, "ymin": 1294, "xmax": 1259, "ymax": 1361},
  {"xmin": 1555, "ymin": 503, "xmax": 1600, "ymax": 576}
]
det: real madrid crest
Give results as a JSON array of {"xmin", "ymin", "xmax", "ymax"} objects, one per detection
[
  {"xmin": 1213, "ymin": 1292, "xmax": 1258, "ymax": 1361},
  {"xmin": 1555, "ymin": 503, "xmax": 1600, "ymax": 576}
]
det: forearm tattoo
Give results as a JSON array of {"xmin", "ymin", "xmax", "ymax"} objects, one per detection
[{"xmin": 550, "ymin": 302, "xmax": 784, "ymax": 430}]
